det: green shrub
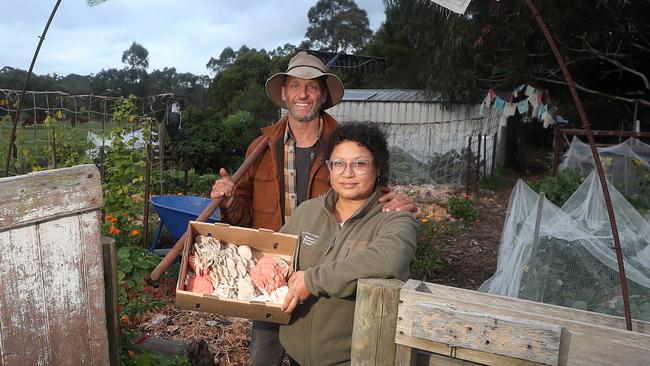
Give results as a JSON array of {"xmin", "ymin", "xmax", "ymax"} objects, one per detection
[
  {"xmin": 530, "ymin": 169, "xmax": 584, "ymax": 206},
  {"xmin": 410, "ymin": 220, "xmax": 447, "ymax": 281},
  {"xmin": 447, "ymin": 196, "xmax": 479, "ymax": 221}
]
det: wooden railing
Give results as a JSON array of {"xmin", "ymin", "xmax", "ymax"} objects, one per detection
[{"xmin": 352, "ymin": 279, "xmax": 650, "ymax": 366}]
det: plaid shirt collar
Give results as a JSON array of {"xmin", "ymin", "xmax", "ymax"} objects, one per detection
[{"xmin": 283, "ymin": 116, "xmax": 324, "ymax": 145}]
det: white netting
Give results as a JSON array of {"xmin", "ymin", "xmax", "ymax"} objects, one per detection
[
  {"xmin": 370, "ymin": 108, "xmax": 502, "ymax": 186},
  {"xmin": 559, "ymin": 136, "xmax": 650, "ymax": 207},
  {"xmin": 480, "ymin": 171, "xmax": 650, "ymax": 320}
]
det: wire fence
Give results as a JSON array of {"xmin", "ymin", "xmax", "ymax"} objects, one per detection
[
  {"xmin": 0, "ymin": 89, "xmax": 174, "ymax": 178},
  {"xmin": 372, "ymin": 108, "xmax": 502, "ymax": 187}
]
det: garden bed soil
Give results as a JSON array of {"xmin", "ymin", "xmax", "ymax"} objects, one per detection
[{"xmin": 131, "ymin": 182, "xmax": 514, "ymax": 365}]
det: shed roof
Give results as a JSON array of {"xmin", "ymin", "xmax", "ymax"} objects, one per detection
[{"xmin": 342, "ymin": 89, "xmax": 443, "ymax": 103}]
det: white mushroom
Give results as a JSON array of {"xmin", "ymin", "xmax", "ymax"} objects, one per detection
[
  {"xmin": 237, "ymin": 245, "xmax": 253, "ymax": 260},
  {"xmin": 237, "ymin": 277, "xmax": 256, "ymax": 300}
]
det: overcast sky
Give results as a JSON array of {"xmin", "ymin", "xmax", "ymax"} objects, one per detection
[{"xmin": 2, "ymin": 0, "xmax": 387, "ymax": 77}]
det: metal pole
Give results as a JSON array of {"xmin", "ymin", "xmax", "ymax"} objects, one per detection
[
  {"xmin": 465, "ymin": 136, "xmax": 472, "ymax": 196},
  {"xmin": 526, "ymin": 0, "xmax": 633, "ymax": 330},
  {"xmin": 3, "ymin": 0, "xmax": 61, "ymax": 177}
]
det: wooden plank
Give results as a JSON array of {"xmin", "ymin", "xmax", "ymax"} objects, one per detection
[
  {"xmin": 419, "ymin": 351, "xmax": 486, "ymax": 366},
  {"xmin": 79, "ymin": 212, "xmax": 110, "ymax": 365},
  {"xmin": 351, "ymin": 278, "xmax": 402, "ymax": 366},
  {"xmin": 394, "ymin": 344, "xmax": 417, "ymax": 366},
  {"xmin": 397, "ymin": 281, "xmax": 650, "ymax": 366},
  {"xmin": 39, "ymin": 215, "xmax": 91, "ymax": 365},
  {"xmin": 411, "ymin": 303, "xmax": 561, "ymax": 365},
  {"xmin": 102, "ymin": 236, "xmax": 120, "ymax": 366},
  {"xmin": 0, "ymin": 226, "xmax": 51, "ymax": 366},
  {"xmin": 407, "ymin": 280, "xmax": 650, "ymax": 333},
  {"xmin": 395, "ymin": 334, "xmax": 545, "ymax": 366},
  {"xmin": 0, "ymin": 164, "xmax": 102, "ymax": 230}
]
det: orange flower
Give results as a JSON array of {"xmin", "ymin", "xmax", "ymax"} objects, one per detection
[
  {"xmin": 106, "ymin": 215, "xmax": 118, "ymax": 224},
  {"xmin": 122, "ymin": 212, "xmax": 129, "ymax": 217},
  {"xmin": 129, "ymin": 229, "xmax": 141, "ymax": 237},
  {"xmin": 108, "ymin": 225, "xmax": 121, "ymax": 236},
  {"xmin": 120, "ymin": 314, "xmax": 131, "ymax": 327}
]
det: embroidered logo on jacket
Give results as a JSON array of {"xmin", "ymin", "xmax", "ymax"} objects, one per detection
[{"xmin": 301, "ymin": 231, "xmax": 319, "ymax": 246}]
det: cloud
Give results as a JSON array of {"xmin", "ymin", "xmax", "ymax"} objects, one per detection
[{"xmin": 2, "ymin": 0, "xmax": 386, "ymax": 76}]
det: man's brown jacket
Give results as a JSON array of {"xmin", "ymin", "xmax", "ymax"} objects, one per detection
[{"xmin": 220, "ymin": 112, "xmax": 338, "ymax": 231}]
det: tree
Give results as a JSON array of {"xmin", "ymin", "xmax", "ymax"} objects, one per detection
[
  {"xmin": 305, "ymin": 0, "xmax": 373, "ymax": 53},
  {"xmin": 122, "ymin": 41, "xmax": 149, "ymax": 70},
  {"xmin": 366, "ymin": 0, "xmax": 650, "ymax": 128},
  {"xmin": 208, "ymin": 45, "xmax": 289, "ymax": 121}
]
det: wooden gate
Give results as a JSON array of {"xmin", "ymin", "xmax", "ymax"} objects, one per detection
[{"xmin": 0, "ymin": 165, "xmax": 109, "ymax": 365}]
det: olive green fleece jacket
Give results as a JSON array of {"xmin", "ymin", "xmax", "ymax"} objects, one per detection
[{"xmin": 278, "ymin": 188, "xmax": 418, "ymax": 366}]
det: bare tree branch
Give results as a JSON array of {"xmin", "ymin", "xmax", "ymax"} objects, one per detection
[{"xmin": 534, "ymin": 76, "xmax": 650, "ymax": 107}]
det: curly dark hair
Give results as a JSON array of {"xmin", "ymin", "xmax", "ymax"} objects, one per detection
[{"xmin": 323, "ymin": 122, "xmax": 390, "ymax": 185}]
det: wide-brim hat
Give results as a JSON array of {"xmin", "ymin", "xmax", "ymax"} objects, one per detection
[{"xmin": 265, "ymin": 51, "xmax": 344, "ymax": 110}]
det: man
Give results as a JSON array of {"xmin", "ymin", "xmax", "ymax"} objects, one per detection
[{"xmin": 211, "ymin": 51, "xmax": 415, "ymax": 365}]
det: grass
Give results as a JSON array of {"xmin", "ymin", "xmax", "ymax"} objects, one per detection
[
  {"xmin": 0, "ymin": 117, "xmax": 119, "ymax": 174},
  {"xmin": 479, "ymin": 166, "xmax": 514, "ymax": 192}
]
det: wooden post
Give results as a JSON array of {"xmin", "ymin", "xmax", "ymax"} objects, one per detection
[
  {"xmin": 51, "ymin": 126, "xmax": 57, "ymax": 169},
  {"xmin": 143, "ymin": 142, "xmax": 152, "ymax": 247},
  {"xmin": 184, "ymin": 152, "xmax": 189, "ymax": 195},
  {"xmin": 351, "ymin": 278, "xmax": 403, "ymax": 366},
  {"xmin": 102, "ymin": 236, "xmax": 120, "ymax": 366},
  {"xmin": 491, "ymin": 132, "xmax": 498, "ymax": 175},
  {"xmin": 552, "ymin": 125, "xmax": 561, "ymax": 176}
]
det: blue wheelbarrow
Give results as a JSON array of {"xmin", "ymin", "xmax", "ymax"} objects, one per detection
[{"xmin": 149, "ymin": 195, "xmax": 220, "ymax": 253}]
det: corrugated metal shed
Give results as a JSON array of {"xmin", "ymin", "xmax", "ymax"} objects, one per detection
[
  {"xmin": 343, "ymin": 89, "xmax": 443, "ymax": 103},
  {"xmin": 328, "ymin": 88, "xmax": 479, "ymax": 125}
]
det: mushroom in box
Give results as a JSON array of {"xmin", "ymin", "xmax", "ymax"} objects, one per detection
[{"xmin": 176, "ymin": 221, "xmax": 299, "ymax": 324}]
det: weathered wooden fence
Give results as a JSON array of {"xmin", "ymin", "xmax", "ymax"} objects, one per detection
[
  {"xmin": 0, "ymin": 164, "xmax": 110, "ymax": 365},
  {"xmin": 352, "ymin": 279, "xmax": 650, "ymax": 366}
]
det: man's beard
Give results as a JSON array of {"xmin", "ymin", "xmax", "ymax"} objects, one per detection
[{"xmin": 287, "ymin": 101, "xmax": 323, "ymax": 122}]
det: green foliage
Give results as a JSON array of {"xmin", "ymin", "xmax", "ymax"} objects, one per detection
[
  {"xmin": 208, "ymin": 46, "xmax": 289, "ymax": 120},
  {"xmin": 103, "ymin": 96, "xmax": 148, "ymax": 215},
  {"xmin": 157, "ymin": 169, "xmax": 218, "ymax": 196},
  {"xmin": 411, "ymin": 219, "xmax": 446, "ymax": 281},
  {"xmin": 479, "ymin": 166, "xmax": 513, "ymax": 192},
  {"xmin": 168, "ymin": 108, "xmax": 266, "ymax": 174},
  {"xmin": 530, "ymin": 169, "xmax": 584, "ymax": 206},
  {"xmin": 446, "ymin": 196, "xmax": 479, "ymax": 221},
  {"xmin": 521, "ymin": 237, "xmax": 650, "ymax": 321},
  {"xmin": 305, "ymin": 0, "xmax": 373, "ymax": 53}
]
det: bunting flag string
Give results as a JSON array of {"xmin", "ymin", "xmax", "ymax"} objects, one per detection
[{"xmin": 478, "ymin": 83, "xmax": 567, "ymax": 129}]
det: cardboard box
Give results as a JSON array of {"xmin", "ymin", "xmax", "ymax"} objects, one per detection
[{"xmin": 176, "ymin": 221, "xmax": 299, "ymax": 324}]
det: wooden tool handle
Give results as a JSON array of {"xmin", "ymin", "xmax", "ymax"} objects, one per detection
[{"xmin": 150, "ymin": 136, "xmax": 270, "ymax": 280}]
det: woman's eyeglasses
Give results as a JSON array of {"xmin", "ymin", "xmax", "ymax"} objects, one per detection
[{"xmin": 326, "ymin": 159, "xmax": 374, "ymax": 175}]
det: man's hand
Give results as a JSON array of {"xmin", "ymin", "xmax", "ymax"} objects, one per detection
[
  {"xmin": 378, "ymin": 190, "xmax": 418, "ymax": 213},
  {"xmin": 210, "ymin": 168, "xmax": 236, "ymax": 209},
  {"xmin": 282, "ymin": 271, "xmax": 311, "ymax": 314}
]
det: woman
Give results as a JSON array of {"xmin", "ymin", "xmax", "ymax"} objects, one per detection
[{"xmin": 279, "ymin": 123, "xmax": 418, "ymax": 366}]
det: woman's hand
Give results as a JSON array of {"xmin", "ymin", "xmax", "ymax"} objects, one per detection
[
  {"xmin": 379, "ymin": 190, "xmax": 417, "ymax": 213},
  {"xmin": 282, "ymin": 271, "xmax": 311, "ymax": 314}
]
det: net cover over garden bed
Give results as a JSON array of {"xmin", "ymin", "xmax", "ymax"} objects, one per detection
[{"xmin": 480, "ymin": 171, "xmax": 650, "ymax": 320}]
